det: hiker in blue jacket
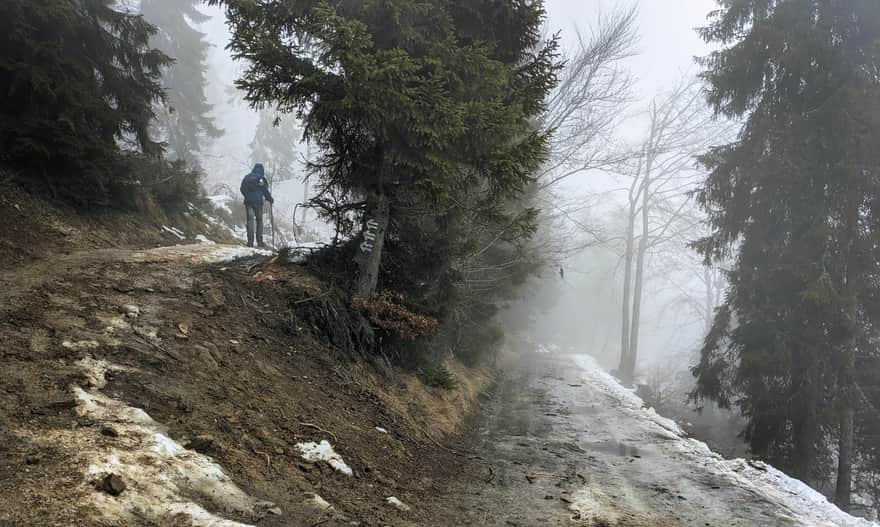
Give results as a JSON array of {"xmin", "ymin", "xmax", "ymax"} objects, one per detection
[{"xmin": 240, "ymin": 163, "xmax": 274, "ymax": 247}]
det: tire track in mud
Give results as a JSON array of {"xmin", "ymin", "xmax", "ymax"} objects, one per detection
[{"xmin": 438, "ymin": 352, "xmax": 800, "ymax": 527}]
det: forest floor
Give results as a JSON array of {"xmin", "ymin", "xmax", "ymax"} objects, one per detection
[
  {"xmin": 0, "ymin": 240, "xmax": 492, "ymax": 527},
  {"xmin": 0, "ymin": 186, "xmax": 492, "ymax": 526},
  {"xmin": 0, "ymin": 186, "xmax": 876, "ymax": 527}
]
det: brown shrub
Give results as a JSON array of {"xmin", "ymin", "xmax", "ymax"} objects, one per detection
[{"xmin": 352, "ymin": 291, "xmax": 438, "ymax": 341}]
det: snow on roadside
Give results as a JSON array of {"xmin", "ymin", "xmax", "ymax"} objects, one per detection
[
  {"xmin": 572, "ymin": 354, "xmax": 879, "ymax": 527},
  {"xmin": 296, "ymin": 440, "xmax": 354, "ymax": 476},
  {"xmin": 75, "ymin": 357, "xmax": 138, "ymax": 390},
  {"xmin": 161, "ymin": 226, "xmax": 186, "ymax": 240},
  {"xmin": 305, "ymin": 493, "xmax": 333, "ymax": 511},
  {"xmin": 16, "ymin": 357, "xmax": 276, "ymax": 527},
  {"xmin": 386, "ymin": 497, "xmax": 411, "ymax": 512},
  {"xmin": 189, "ymin": 245, "xmax": 272, "ymax": 263},
  {"xmin": 208, "ymin": 195, "xmax": 234, "ymax": 214},
  {"xmin": 126, "ymin": 244, "xmax": 272, "ymax": 265}
]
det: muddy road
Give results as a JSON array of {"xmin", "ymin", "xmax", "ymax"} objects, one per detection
[
  {"xmin": 439, "ymin": 352, "xmax": 868, "ymax": 527},
  {"xmin": 0, "ymin": 241, "xmax": 872, "ymax": 526}
]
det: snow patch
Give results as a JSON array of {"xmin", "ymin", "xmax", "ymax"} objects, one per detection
[
  {"xmin": 97, "ymin": 313, "xmax": 131, "ymax": 334},
  {"xmin": 53, "ymin": 359, "xmax": 271, "ymax": 526},
  {"xmin": 569, "ymin": 486, "xmax": 623, "ymax": 524},
  {"xmin": 296, "ymin": 440, "xmax": 353, "ymax": 476},
  {"xmin": 572, "ymin": 354, "xmax": 879, "ymax": 527},
  {"xmin": 195, "ymin": 234, "xmax": 216, "ymax": 245},
  {"xmin": 386, "ymin": 497, "xmax": 411, "ymax": 512},
  {"xmin": 305, "ymin": 493, "xmax": 333, "ymax": 511},
  {"xmin": 208, "ymin": 195, "xmax": 234, "ymax": 214},
  {"xmin": 126, "ymin": 244, "xmax": 272, "ymax": 265},
  {"xmin": 161, "ymin": 226, "xmax": 186, "ymax": 240},
  {"xmin": 62, "ymin": 340, "xmax": 100, "ymax": 350},
  {"xmin": 73, "ymin": 388, "xmax": 158, "ymax": 428},
  {"xmin": 74, "ymin": 357, "xmax": 136, "ymax": 390}
]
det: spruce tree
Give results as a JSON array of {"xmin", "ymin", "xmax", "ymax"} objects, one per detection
[
  {"xmin": 0, "ymin": 0, "xmax": 169, "ymax": 203},
  {"xmin": 211, "ymin": 0, "xmax": 559, "ymax": 299},
  {"xmin": 250, "ymin": 111, "xmax": 301, "ymax": 188},
  {"xmin": 691, "ymin": 0, "xmax": 880, "ymax": 509},
  {"xmin": 140, "ymin": 0, "xmax": 222, "ymax": 162}
]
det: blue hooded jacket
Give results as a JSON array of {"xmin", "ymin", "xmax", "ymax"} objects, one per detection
[{"xmin": 240, "ymin": 164, "xmax": 274, "ymax": 205}]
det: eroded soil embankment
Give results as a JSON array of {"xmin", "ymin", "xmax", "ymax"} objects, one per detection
[{"xmin": 0, "ymin": 245, "xmax": 490, "ymax": 526}]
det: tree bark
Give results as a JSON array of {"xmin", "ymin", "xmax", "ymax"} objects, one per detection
[
  {"xmin": 618, "ymin": 157, "xmax": 643, "ymax": 380},
  {"xmin": 618, "ymin": 198, "xmax": 636, "ymax": 377},
  {"xmin": 624, "ymin": 148, "xmax": 653, "ymax": 384},
  {"xmin": 355, "ymin": 152, "xmax": 392, "ymax": 297},
  {"xmin": 301, "ymin": 142, "xmax": 312, "ymax": 226},
  {"xmin": 835, "ymin": 189, "xmax": 860, "ymax": 511},
  {"xmin": 835, "ymin": 403, "xmax": 855, "ymax": 511},
  {"xmin": 704, "ymin": 267, "xmax": 714, "ymax": 336},
  {"xmin": 355, "ymin": 192, "xmax": 389, "ymax": 298}
]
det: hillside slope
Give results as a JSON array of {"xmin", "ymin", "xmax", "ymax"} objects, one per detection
[{"xmin": 0, "ymin": 238, "xmax": 489, "ymax": 526}]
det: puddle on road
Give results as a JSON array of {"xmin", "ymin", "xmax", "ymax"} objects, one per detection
[{"xmin": 587, "ymin": 440, "xmax": 642, "ymax": 458}]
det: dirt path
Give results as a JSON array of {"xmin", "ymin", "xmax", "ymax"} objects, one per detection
[
  {"xmin": 0, "ymin": 244, "xmax": 269, "ymax": 314},
  {"xmin": 437, "ymin": 352, "xmax": 866, "ymax": 527},
  {"xmin": 0, "ymin": 243, "xmax": 481, "ymax": 527}
]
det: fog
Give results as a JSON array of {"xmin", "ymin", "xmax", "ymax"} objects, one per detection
[
  {"xmin": 189, "ymin": 0, "xmax": 721, "ymax": 382},
  {"xmin": 527, "ymin": 0, "xmax": 723, "ymax": 382},
  {"xmin": 5, "ymin": 2, "xmax": 875, "ymax": 519}
]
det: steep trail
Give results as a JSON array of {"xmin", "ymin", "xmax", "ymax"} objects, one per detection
[
  {"xmin": 0, "ymin": 244, "xmax": 270, "ymax": 316},
  {"xmin": 0, "ymin": 242, "xmax": 482, "ymax": 526},
  {"xmin": 439, "ymin": 351, "xmax": 876, "ymax": 527}
]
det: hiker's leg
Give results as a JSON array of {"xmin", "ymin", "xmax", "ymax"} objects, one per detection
[
  {"xmin": 255, "ymin": 203, "xmax": 264, "ymax": 246},
  {"xmin": 245, "ymin": 204, "xmax": 255, "ymax": 247}
]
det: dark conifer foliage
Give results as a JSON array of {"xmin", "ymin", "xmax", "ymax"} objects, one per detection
[
  {"xmin": 691, "ymin": 0, "xmax": 880, "ymax": 509},
  {"xmin": 140, "ymin": 0, "xmax": 222, "ymax": 162},
  {"xmin": 210, "ymin": 0, "xmax": 560, "ymax": 353},
  {"xmin": 0, "ymin": 0, "xmax": 169, "ymax": 204}
]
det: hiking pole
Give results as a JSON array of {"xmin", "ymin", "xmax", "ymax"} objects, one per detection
[{"xmin": 269, "ymin": 202, "xmax": 276, "ymax": 249}]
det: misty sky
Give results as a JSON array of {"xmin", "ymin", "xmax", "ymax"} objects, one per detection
[
  {"xmin": 547, "ymin": 1, "xmax": 715, "ymax": 99},
  {"xmin": 189, "ymin": 1, "xmax": 723, "ymax": 372},
  {"xmin": 197, "ymin": 1, "xmax": 719, "ymax": 190}
]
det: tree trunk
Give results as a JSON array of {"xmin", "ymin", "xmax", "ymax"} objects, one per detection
[
  {"xmin": 791, "ymin": 369, "xmax": 818, "ymax": 483},
  {"xmin": 834, "ymin": 309, "xmax": 856, "ymax": 510},
  {"xmin": 704, "ymin": 267, "xmax": 714, "ymax": 336},
  {"xmin": 625, "ymin": 151, "xmax": 652, "ymax": 383},
  {"xmin": 626, "ymin": 219, "xmax": 647, "ymax": 382},
  {"xmin": 835, "ymin": 403, "xmax": 855, "ymax": 511},
  {"xmin": 618, "ymin": 200, "xmax": 636, "ymax": 377},
  {"xmin": 834, "ymin": 181, "xmax": 865, "ymax": 512},
  {"xmin": 618, "ymin": 157, "xmax": 643, "ymax": 380},
  {"xmin": 355, "ymin": 192, "xmax": 389, "ymax": 298},
  {"xmin": 354, "ymin": 151, "xmax": 393, "ymax": 298},
  {"xmin": 301, "ymin": 179, "xmax": 310, "ymax": 225},
  {"xmin": 301, "ymin": 142, "xmax": 311, "ymax": 226},
  {"xmin": 835, "ymin": 185, "xmax": 861, "ymax": 512}
]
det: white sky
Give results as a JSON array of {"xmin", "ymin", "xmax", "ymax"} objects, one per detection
[
  {"xmin": 197, "ymin": 0, "xmax": 719, "ymax": 191},
  {"xmin": 546, "ymin": 0, "xmax": 716, "ymax": 99}
]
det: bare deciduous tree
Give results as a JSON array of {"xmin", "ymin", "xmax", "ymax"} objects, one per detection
[
  {"xmin": 538, "ymin": 6, "xmax": 638, "ymax": 191},
  {"xmin": 529, "ymin": 4, "xmax": 639, "ymax": 274},
  {"xmin": 615, "ymin": 79, "xmax": 730, "ymax": 384}
]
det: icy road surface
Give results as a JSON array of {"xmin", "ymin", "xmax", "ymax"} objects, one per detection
[{"xmin": 445, "ymin": 352, "xmax": 877, "ymax": 527}]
